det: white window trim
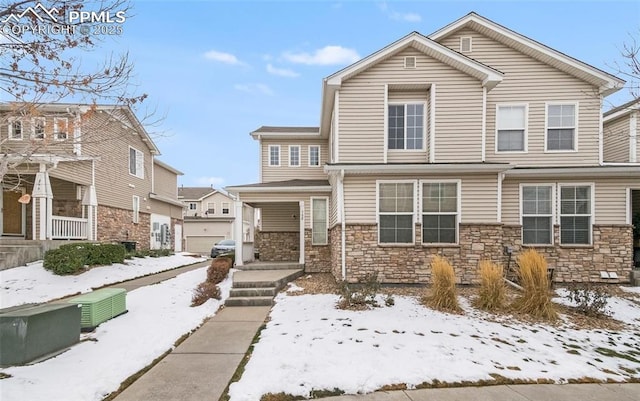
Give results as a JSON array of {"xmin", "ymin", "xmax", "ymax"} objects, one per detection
[
  {"xmin": 495, "ymin": 103, "xmax": 528, "ymax": 153},
  {"xmin": 460, "ymin": 36, "xmax": 472, "ymax": 53},
  {"xmin": 386, "ymin": 101, "xmax": 428, "ymax": 152},
  {"xmin": 8, "ymin": 118, "xmax": 23, "ymax": 140},
  {"xmin": 376, "ymin": 179, "xmax": 417, "ymax": 245},
  {"xmin": 268, "ymin": 145, "xmax": 281, "ymax": 167},
  {"xmin": 132, "ymin": 195, "xmax": 140, "ymax": 224},
  {"xmin": 419, "ymin": 179, "xmax": 461, "ymax": 246},
  {"xmin": 308, "ymin": 145, "xmax": 321, "ymax": 167},
  {"xmin": 557, "ymin": 182, "xmax": 594, "ymax": 246},
  {"xmin": 207, "ymin": 202, "xmax": 216, "ymax": 214},
  {"xmin": 129, "ymin": 146, "xmax": 144, "ymax": 179},
  {"xmin": 222, "ymin": 202, "xmax": 230, "ymax": 215},
  {"xmin": 519, "ymin": 183, "xmax": 555, "ymax": 246},
  {"xmin": 544, "ymin": 101, "xmax": 579, "ymax": 153},
  {"xmin": 288, "ymin": 145, "xmax": 301, "ymax": 167},
  {"xmin": 31, "ymin": 117, "xmax": 45, "ymax": 140},
  {"xmin": 310, "ymin": 196, "xmax": 329, "ymax": 245},
  {"xmin": 53, "ymin": 117, "xmax": 68, "ymax": 141}
]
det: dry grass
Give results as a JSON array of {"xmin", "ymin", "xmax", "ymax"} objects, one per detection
[
  {"xmin": 512, "ymin": 249, "xmax": 557, "ymax": 320},
  {"xmin": 424, "ymin": 256, "xmax": 461, "ymax": 313},
  {"xmin": 475, "ymin": 260, "xmax": 506, "ymax": 311},
  {"xmin": 191, "ymin": 281, "xmax": 220, "ymax": 306}
]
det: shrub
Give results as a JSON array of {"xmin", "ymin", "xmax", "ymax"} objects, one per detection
[
  {"xmin": 191, "ymin": 281, "xmax": 220, "ymax": 306},
  {"xmin": 338, "ymin": 273, "xmax": 380, "ymax": 309},
  {"xmin": 512, "ymin": 249, "xmax": 557, "ymax": 320},
  {"xmin": 43, "ymin": 247, "xmax": 85, "ymax": 275},
  {"xmin": 207, "ymin": 257, "xmax": 232, "ymax": 284},
  {"xmin": 425, "ymin": 255, "xmax": 461, "ymax": 312},
  {"xmin": 476, "ymin": 260, "xmax": 506, "ymax": 311},
  {"xmin": 565, "ymin": 283, "xmax": 611, "ymax": 317}
]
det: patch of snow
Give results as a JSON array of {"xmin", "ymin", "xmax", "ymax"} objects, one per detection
[
  {"xmin": 0, "ymin": 253, "xmax": 206, "ymax": 308},
  {"xmin": 0, "ymin": 267, "xmax": 231, "ymax": 401},
  {"xmin": 286, "ymin": 283, "xmax": 304, "ymax": 292},
  {"xmin": 620, "ymin": 286, "xmax": 640, "ymax": 294}
]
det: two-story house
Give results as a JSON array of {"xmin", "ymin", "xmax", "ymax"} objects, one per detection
[
  {"xmin": 0, "ymin": 103, "xmax": 184, "ymax": 266},
  {"xmin": 226, "ymin": 13, "xmax": 640, "ymax": 284}
]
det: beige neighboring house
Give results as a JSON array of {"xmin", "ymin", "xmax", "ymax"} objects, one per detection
[
  {"xmin": 227, "ymin": 12, "xmax": 640, "ymax": 284},
  {"xmin": 0, "ymin": 103, "xmax": 184, "ymax": 259},
  {"xmin": 178, "ymin": 187, "xmax": 236, "ymax": 254}
]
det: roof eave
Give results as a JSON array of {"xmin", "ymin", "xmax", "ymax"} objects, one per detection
[
  {"xmin": 324, "ymin": 163, "xmax": 514, "ymax": 175},
  {"xmin": 225, "ymin": 185, "xmax": 332, "ymax": 194}
]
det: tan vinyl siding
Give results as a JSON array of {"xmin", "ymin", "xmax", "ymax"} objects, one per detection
[
  {"xmin": 261, "ymin": 203, "xmax": 299, "ymax": 231},
  {"xmin": 149, "ymin": 200, "xmax": 183, "ymax": 219},
  {"xmin": 440, "ymin": 28, "xmax": 602, "ymax": 166},
  {"xmin": 604, "ymin": 115, "xmax": 631, "ymax": 162},
  {"xmin": 343, "ymin": 174, "xmax": 498, "ymax": 224},
  {"xmin": 261, "ymin": 138, "xmax": 329, "ymax": 183},
  {"xmin": 49, "ymin": 160, "xmax": 92, "ymax": 185},
  {"xmin": 50, "ymin": 177, "xmax": 77, "ymax": 200},
  {"xmin": 153, "ymin": 163, "xmax": 178, "ymax": 199},
  {"xmin": 0, "ymin": 112, "xmax": 76, "ymax": 155},
  {"xmin": 338, "ymin": 48, "xmax": 484, "ymax": 163}
]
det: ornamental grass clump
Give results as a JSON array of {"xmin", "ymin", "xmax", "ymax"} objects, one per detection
[
  {"xmin": 476, "ymin": 260, "xmax": 506, "ymax": 311},
  {"xmin": 512, "ymin": 249, "xmax": 557, "ymax": 320},
  {"xmin": 425, "ymin": 255, "xmax": 461, "ymax": 312}
]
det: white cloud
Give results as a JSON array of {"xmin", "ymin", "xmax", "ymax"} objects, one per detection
[
  {"xmin": 203, "ymin": 50, "xmax": 245, "ymax": 65},
  {"xmin": 195, "ymin": 176, "xmax": 225, "ymax": 187},
  {"xmin": 234, "ymin": 83, "xmax": 274, "ymax": 96},
  {"xmin": 378, "ymin": 1, "xmax": 421, "ymax": 22},
  {"xmin": 266, "ymin": 63, "xmax": 300, "ymax": 78},
  {"xmin": 283, "ymin": 46, "xmax": 360, "ymax": 66}
]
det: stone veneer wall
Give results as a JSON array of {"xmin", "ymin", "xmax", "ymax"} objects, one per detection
[
  {"xmin": 503, "ymin": 225, "xmax": 633, "ymax": 283},
  {"xmin": 97, "ymin": 205, "xmax": 150, "ymax": 249},
  {"xmin": 329, "ymin": 226, "xmax": 342, "ymax": 280},
  {"xmin": 304, "ymin": 229, "xmax": 332, "ymax": 273},
  {"xmin": 255, "ymin": 231, "xmax": 300, "ymax": 262}
]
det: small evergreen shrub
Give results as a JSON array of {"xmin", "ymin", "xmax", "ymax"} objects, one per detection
[
  {"xmin": 338, "ymin": 273, "xmax": 381, "ymax": 309},
  {"xmin": 476, "ymin": 260, "xmax": 506, "ymax": 311},
  {"xmin": 191, "ymin": 281, "xmax": 220, "ymax": 306},
  {"xmin": 43, "ymin": 247, "xmax": 85, "ymax": 275},
  {"xmin": 425, "ymin": 255, "xmax": 461, "ymax": 312},
  {"xmin": 207, "ymin": 257, "xmax": 232, "ymax": 284},
  {"xmin": 565, "ymin": 283, "xmax": 611, "ymax": 317},
  {"xmin": 44, "ymin": 243, "xmax": 125, "ymax": 275},
  {"xmin": 512, "ymin": 249, "xmax": 557, "ymax": 320}
]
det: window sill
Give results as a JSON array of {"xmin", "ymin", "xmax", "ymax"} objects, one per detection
[
  {"xmin": 311, "ymin": 243, "xmax": 329, "ymax": 247},
  {"xmin": 495, "ymin": 150, "xmax": 527, "ymax": 154},
  {"xmin": 543, "ymin": 149, "xmax": 578, "ymax": 153}
]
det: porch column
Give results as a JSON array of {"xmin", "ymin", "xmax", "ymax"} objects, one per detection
[
  {"xmin": 32, "ymin": 165, "xmax": 53, "ymax": 240},
  {"xmin": 82, "ymin": 185, "xmax": 98, "ymax": 241},
  {"xmin": 299, "ymin": 200, "xmax": 305, "ymax": 265},
  {"xmin": 234, "ymin": 199, "xmax": 244, "ymax": 266}
]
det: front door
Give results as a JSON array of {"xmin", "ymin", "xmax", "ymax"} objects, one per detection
[{"xmin": 2, "ymin": 190, "xmax": 23, "ymax": 235}]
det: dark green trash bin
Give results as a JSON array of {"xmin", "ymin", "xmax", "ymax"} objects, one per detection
[{"xmin": 121, "ymin": 241, "xmax": 136, "ymax": 252}]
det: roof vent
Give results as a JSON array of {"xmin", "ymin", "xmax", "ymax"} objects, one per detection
[
  {"xmin": 460, "ymin": 36, "xmax": 472, "ymax": 53},
  {"xmin": 404, "ymin": 56, "xmax": 416, "ymax": 69}
]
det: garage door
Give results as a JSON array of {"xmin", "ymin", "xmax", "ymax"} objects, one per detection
[{"xmin": 186, "ymin": 236, "xmax": 224, "ymax": 254}]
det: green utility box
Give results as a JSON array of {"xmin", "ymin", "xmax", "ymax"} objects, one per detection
[
  {"xmin": 67, "ymin": 288, "xmax": 127, "ymax": 331},
  {"xmin": 0, "ymin": 303, "xmax": 81, "ymax": 367}
]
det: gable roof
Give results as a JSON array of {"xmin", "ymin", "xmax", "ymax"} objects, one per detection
[
  {"xmin": 178, "ymin": 186, "xmax": 217, "ymax": 201},
  {"xmin": 603, "ymin": 98, "xmax": 640, "ymax": 122},
  {"xmin": 154, "ymin": 158, "xmax": 183, "ymax": 175},
  {"xmin": 429, "ymin": 12, "xmax": 624, "ymax": 97}
]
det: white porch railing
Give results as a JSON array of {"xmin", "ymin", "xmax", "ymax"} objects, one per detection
[{"xmin": 51, "ymin": 216, "xmax": 88, "ymax": 240}]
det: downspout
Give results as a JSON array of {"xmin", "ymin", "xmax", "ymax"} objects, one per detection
[{"xmin": 339, "ymin": 169, "xmax": 346, "ymax": 280}]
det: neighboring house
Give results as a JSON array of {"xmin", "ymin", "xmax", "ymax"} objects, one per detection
[
  {"xmin": 178, "ymin": 186, "xmax": 253, "ymax": 254},
  {"xmin": 227, "ymin": 12, "xmax": 640, "ymax": 284},
  {"xmin": 0, "ymin": 103, "xmax": 184, "ymax": 253}
]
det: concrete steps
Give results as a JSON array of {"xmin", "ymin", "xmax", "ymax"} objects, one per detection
[{"xmin": 225, "ymin": 266, "xmax": 303, "ymax": 307}]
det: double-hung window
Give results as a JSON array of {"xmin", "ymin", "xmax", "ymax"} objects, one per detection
[
  {"xmin": 222, "ymin": 202, "xmax": 230, "ymax": 215},
  {"xmin": 311, "ymin": 198, "xmax": 328, "ymax": 245},
  {"xmin": 309, "ymin": 145, "xmax": 320, "ymax": 167},
  {"xmin": 388, "ymin": 103, "xmax": 424, "ymax": 150},
  {"xmin": 207, "ymin": 202, "xmax": 215, "ymax": 214},
  {"xmin": 268, "ymin": 145, "xmax": 280, "ymax": 166},
  {"xmin": 547, "ymin": 104, "xmax": 576, "ymax": 151},
  {"xmin": 378, "ymin": 182, "xmax": 414, "ymax": 244},
  {"xmin": 496, "ymin": 105, "xmax": 526, "ymax": 152},
  {"xmin": 54, "ymin": 117, "xmax": 68, "ymax": 140},
  {"xmin": 32, "ymin": 117, "xmax": 45, "ymax": 139},
  {"xmin": 560, "ymin": 185, "xmax": 592, "ymax": 245},
  {"xmin": 289, "ymin": 145, "xmax": 300, "ymax": 167},
  {"xmin": 8, "ymin": 119, "xmax": 23, "ymax": 140},
  {"xmin": 129, "ymin": 147, "xmax": 144, "ymax": 179},
  {"xmin": 521, "ymin": 185, "xmax": 553, "ymax": 245},
  {"xmin": 188, "ymin": 203, "xmax": 197, "ymax": 210},
  {"xmin": 422, "ymin": 182, "xmax": 459, "ymax": 244}
]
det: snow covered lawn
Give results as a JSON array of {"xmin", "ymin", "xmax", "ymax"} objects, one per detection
[
  {"xmin": 0, "ymin": 253, "xmax": 206, "ymax": 308},
  {"xmin": 0, "ymin": 267, "xmax": 231, "ymax": 401},
  {"xmin": 229, "ymin": 288, "xmax": 640, "ymax": 401}
]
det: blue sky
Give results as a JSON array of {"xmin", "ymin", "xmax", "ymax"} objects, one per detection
[{"xmin": 101, "ymin": 1, "xmax": 639, "ymax": 188}]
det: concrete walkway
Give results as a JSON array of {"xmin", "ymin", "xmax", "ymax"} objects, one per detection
[{"xmin": 104, "ymin": 259, "xmax": 209, "ymax": 292}]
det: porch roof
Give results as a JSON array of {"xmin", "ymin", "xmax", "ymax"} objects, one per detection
[{"xmin": 226, "ymin": 179, "xmax": 331, "ymax": 193}]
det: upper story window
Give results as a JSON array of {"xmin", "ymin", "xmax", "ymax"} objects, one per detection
[
  {"xmin": 388, "ymin": 103, "xmax": 424, "ymax": 150},
  {"xmin": 422, "ymin": 181, "xmax": 459, "ymax": 244},
  {"xmin": 188, "ymin": 202, "xmax": 197, "ymax": 210},
  {"xmin": 378, "ymin": 181, "xmax": 414, "ymax": 244},
  {"xmin": 309, "ymin": 145, "xmax": 320, "ymax": 167},
  {"xmin": 8, "ymin": 119, "xmax": 23, "ymax": 140},
  {"xmin": 546, "ymin": 103, "xmax": 577, "ymax": 151},
  {"xmin": 54, "ymin": 117, "xmax": 68, "ymax": 140},
  {"xmin": 521, "ymin": 185, "xmax": 553, "ymax": 245},
  {"xmin": 496, "ymin": 105, "xmax": 526, "ymax": 152},
  {"xmin": 129, "ymin": 146, "xmax": 144, "ymax": 179},
  {"xmin": 222, "ymin": 202, "xmax": 230, "ymax": 215},
  {"xmin": 268, "ymin": 145, "xmax": 280, "ymax": 166},
  {"xmin": 560, "ymin": 185, "xmax": 592, "ymax": 245},
  {"xmin": 289, "ymin": 145, "xmax": 300, "ymax": 167},
  {"xmin": 206, "ymin": 202, "xmax": 215, "ymax": 215},
  {"xmin": 32, "ymin": 117, "xmax": 45, "ymax": 140}
]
